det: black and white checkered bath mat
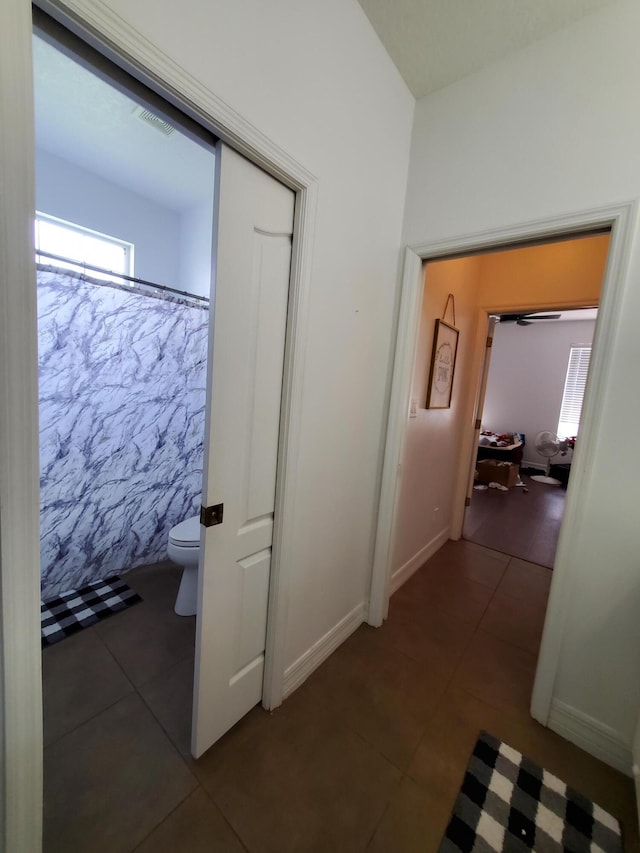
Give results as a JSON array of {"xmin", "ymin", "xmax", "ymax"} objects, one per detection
[
  {"xmin": 440, "ymin": 731, "xmax": 622, "ymax": 852},
  {"xmin": 41, "ymin": 576, "xmax": 142, "ymax": 647}
]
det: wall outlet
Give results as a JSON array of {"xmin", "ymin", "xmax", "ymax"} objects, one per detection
[{"xmin": 409, "ymin": 398, "xmax": 417, "ymax": 418}]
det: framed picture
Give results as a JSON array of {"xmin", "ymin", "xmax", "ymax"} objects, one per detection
[{"xmin": 426, "ymin": 319, "xmax": 459, "ymax": 409}]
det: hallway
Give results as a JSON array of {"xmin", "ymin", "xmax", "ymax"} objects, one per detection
[{"xmin": 42, "ymin": 542, "xmax": 638, "ymax": 851}]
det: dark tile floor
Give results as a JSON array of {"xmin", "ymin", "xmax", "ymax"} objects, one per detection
[
  {"xmin": 463, "ymin": 470, "xmax": 567, "ymax": 567},
  {"xmin": 42, "ymin": 545, "xmax": 639, "ymax": 852}
]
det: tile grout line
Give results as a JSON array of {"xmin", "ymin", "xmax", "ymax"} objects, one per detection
[
  {"xmin": 414, "ymin": 554, "xmax": 512, "ymax": 720},
  {"xmin": 128, "ymin": 785, "xmax": 210, "ymax": 853},
  {"xmin": 42, "ymin": 626, "xmax": 137, "ymax": 750},
  {"xmin": 464, "ymin": 550, "xmax": 551, "ymax": 667},
  {"xmin": 381, "ymin": 549, "xmax": 514, "ymax": 791},
  {"xmin": 45, "ymin": 622, "xmax": 202, "ymax": 802},
  {"xmin": 197, "ymin": 786, "xmax": 265, "ymax": 853},
  {"xmin": 362, "ymin": 772, "xmax": 404, "ymax": 852},
  {"xmin": 399, "ymin": 554, "xmax": 535, "ymax": 794},
  {"xmin": 424, "ymin": 553, "xmax": 550, "ymax": 735},
  {"xmin": 90, "ymin": 621, "xmax": 140, "ymax": 688},
  {"xmin": 478, "ymin": 583, "xmax": 550, "ymax": 658},
  {"xmin": 134, "ymin": 655, "xmax": 199, "ymax": 766},
  {"xmin": 43, "ymin": 690, "xmax": 135, "ymax": 752}
]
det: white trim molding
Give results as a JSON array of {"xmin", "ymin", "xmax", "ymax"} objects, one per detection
[
  {"xmin": 0, "ymin": 1, "xmax": 43, "ymax": 850},
  {"xmin": 530, "ymin": 202, "xmax": 637, "ymax": 725},
  {"xmin": 390, "ymin": 528, "xmax": 450, "ymax": 595},
  {"xmin": 282, "ymin": 603, "xmax": 365, "ymax": 698},
  {"xmin": 408, "ymin": 206, "xmax": 631, "ymax": 261},
  {"xmin": 368, "ymin": 248, "xmax": 423, "ymax": 626},
  {"xmin": 36, "ymin": 0, "xmax": 317, "ymax": 192},
  {"xmin": 548, "ymin": 699, "xmax": 633, "ymax": 777},
  {"xmin": 35, "ymin": 0, "xmax": 319, "ymax": 716},
  {"xmin": 263, "ymin": 179, "xmax": 318, "ymax": 710}
]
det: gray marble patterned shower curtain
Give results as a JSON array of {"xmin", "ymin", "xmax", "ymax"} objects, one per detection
[{"xmin": 37, "ymin": 267, "xmax": 209, "ymax": 600}]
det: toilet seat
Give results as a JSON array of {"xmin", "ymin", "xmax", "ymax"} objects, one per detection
[{"xmin": 169, "ymin": 514, "xmax": 200, "ymax": 547}]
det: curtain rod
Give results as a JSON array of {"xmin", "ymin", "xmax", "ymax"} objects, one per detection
[{"xmin": 36, "ymin": 250, "xmax": 210, "ymax": 303}]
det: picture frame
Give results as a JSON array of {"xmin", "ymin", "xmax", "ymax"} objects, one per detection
[{"xmin": 426, "ymin": 319, "xmax": 459, "ymax": 409}]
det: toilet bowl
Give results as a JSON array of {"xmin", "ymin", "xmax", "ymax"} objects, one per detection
[{"xmin": 167, "ymin": 514, "xmax": 201, "ymax": 617}]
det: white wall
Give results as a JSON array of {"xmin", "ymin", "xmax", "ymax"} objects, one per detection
[
  {"xmin": 403, "ymin": 0, "xmax": 640, "ymax": 758},
  {"xmin": 483, "ymin": 319, "xmax": 596, "ymax": 468},
  {"xmin": 180, "ymin": 199, "xmax": 214, "ymax": 298},
  {"xmin": 76, "ymin": 0, "xmax": 414, "ymax": 673},
  {"xmin": 392, "ymin": 256, "xmax": 482, "ymax": 577},
  {"xmin": 36, "ymin": 148, "xmax": 182, "ymax": 289}
]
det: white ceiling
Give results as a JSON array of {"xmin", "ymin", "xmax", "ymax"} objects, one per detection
[
  {"xmin": 33, "ymin": 35, "xmax": 215, "ymax": 212},
  {"xmin": 356, "ymin": 0, "xmax": 620, "ymax": 97}
]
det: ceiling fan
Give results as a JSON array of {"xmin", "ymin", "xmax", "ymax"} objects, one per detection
[{"xmin": 499, "ymin": 312, "xmax": 561, "ymax": 326}]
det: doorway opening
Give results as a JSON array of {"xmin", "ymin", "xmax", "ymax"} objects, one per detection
[
  {"xmin": 386, "ymin": 233, "xmax": 608, "ymax": 663},
  {"xmin": 463, "ymin": 304, "xmax": 599, "ymax": 568},
  {"xmin": 35, "ymin": 6, "xmax": 296, "ymax": 789},
  {"xmin": 33, "ymin": 23, "xmax": 217, "ymax": 605},
  {"xmin": 385, "ymin": 231, "xmax": 608, "ymax": 590},
  {"xmin": 3, "ymin": 3, "xmax": 316, "ymax": 846},
  {"xmin": 34, "ymin": 15, "xmax": 217, "ymax": 760},
  {"xmin": 370, "ymin": 215, "xmax": 630, "ymax": 737}
]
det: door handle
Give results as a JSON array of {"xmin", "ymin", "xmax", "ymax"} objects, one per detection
[{"xmin": 200, "ymin": 504, "xmax": 224, "ymax": 527}]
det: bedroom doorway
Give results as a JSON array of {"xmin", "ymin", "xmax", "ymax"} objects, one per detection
[
  {"xmin": 454, "ymin": 232, "xmax": 610, "ymax": 571},
  {"xmin": 463, "ymin": 305, "xmax": 599, "ymax": 568},
  {"xmin": 369, "ymin": 208, "xmax": 629, "ymax": 750},
  {"xmin": 370, "ymin": 228, "xmax": 613, "ymax": 627}
]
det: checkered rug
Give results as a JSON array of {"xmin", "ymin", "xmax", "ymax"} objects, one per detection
[
  {"xmin": 439, "ymin": 731, "xmax": 622, "ymax": 852},
  {"xmin": 41, "ymin": 576, "xmax": 142, "ymax": 647}
]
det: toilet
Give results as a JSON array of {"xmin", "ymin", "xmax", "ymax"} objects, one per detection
[{"xmin": 167, "ymin": 514, "xmax": 201, "ymax": 616}]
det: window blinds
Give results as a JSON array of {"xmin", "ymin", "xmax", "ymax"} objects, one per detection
[{"xmin": 557, "ymin": 345, "xmax": 591, "ymax": 438}]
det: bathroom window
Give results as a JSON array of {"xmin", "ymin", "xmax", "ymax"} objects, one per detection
[{"xmin": 35, "ymin": 213, "xmax": 134, "ymax": 283}]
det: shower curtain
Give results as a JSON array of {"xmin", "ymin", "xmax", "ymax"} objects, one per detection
[{"xmin": 37, "ymin": 266, "xmax": 209, "ymax": 600}]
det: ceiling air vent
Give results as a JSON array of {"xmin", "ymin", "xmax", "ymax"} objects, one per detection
[{"xmin": 135, "ymin": 106, "xmax": 175, "ymax": 136}]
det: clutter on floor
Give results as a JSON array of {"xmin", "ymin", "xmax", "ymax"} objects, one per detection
[{"xmin": 476, "ymin": 458, "xmax": 520, "ymax": 489}]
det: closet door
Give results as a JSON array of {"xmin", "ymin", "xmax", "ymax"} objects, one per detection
[{"xmin": 192, "ymin": 142, "xmax": 294, "ymax": 758}]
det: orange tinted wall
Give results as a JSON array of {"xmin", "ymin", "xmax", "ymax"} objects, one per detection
[{"xmin": 478, "ymin": 233, "xmax": 609, "ymax": 311}]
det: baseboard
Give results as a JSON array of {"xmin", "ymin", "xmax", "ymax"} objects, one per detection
[
  {"xmin": 522, "ymin": 460, "xmax": 546, "ymax": 471},
  {"xmin": 390, "ymin": 527, "xmax": 450, "ymax": 595},
  {"xmin": 548, "ymin": 699, "xmax": 632, "ymax": 776},
  {"xmin": 282, "ymin": 602, "xmax": 365, "ymax": 698}
]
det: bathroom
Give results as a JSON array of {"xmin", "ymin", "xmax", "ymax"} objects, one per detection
[{"xmin": 35, "ymin": 28, "xmax": 216, "ymax": 649}]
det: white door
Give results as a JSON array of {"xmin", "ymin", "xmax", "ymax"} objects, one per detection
[{"xmin": 192, "ymin": 143, "xmax": 295, "ymax": 758}]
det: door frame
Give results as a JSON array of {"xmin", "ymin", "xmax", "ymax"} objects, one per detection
[
  {"xmin": 1, "ymin": 0, "xmax": 318, "ymax": 846},
  {"xmin": 1, "ymin": 2, "xmax": 42, "ymax": 850},
  {"xmin": 369, "ymin": 202, "xmax": 637, "ymax": 728}
]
